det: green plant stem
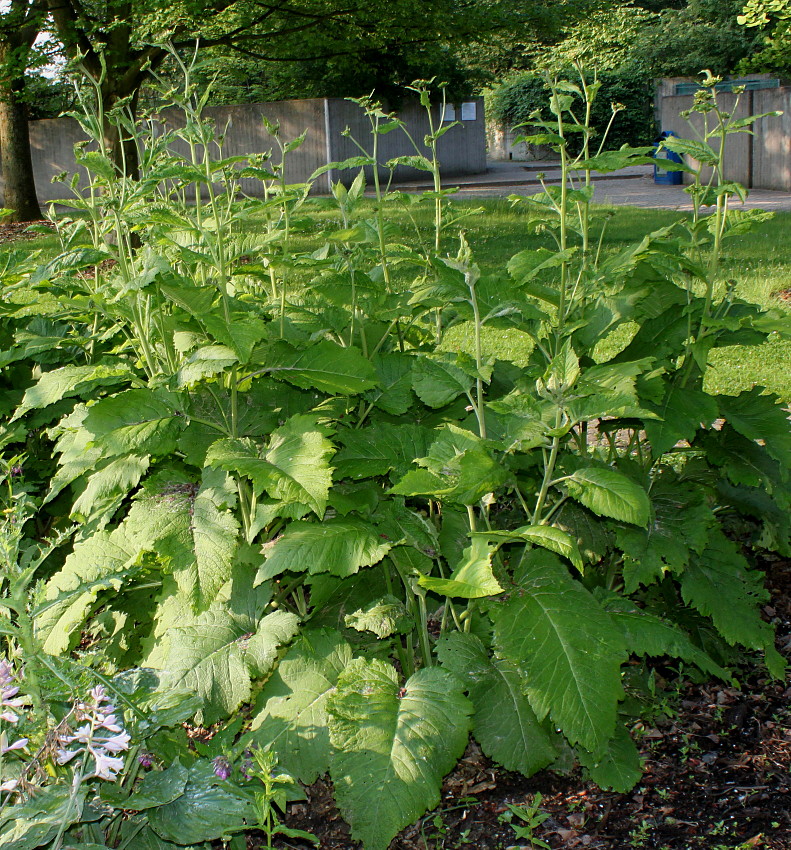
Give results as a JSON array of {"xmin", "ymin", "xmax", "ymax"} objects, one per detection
[
  {"xmin": 52, "ymin": 750, "xmax": 90, "ymax": 850},
  {"xmin": 532, "ymin": 422, "xmax": 562, "ymax": 525},
  {"xmin": 12, "ymin": 606, "xmax": 44, "ymax": 719}
]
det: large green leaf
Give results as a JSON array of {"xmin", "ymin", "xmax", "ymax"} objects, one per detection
[
  {"xmin": 146, "ymin": 603, "xmax": 298, "ymax": 725},
  {"xmin": 717, "ymin": 387, "xmax": 791, "ymax": 469},
  {"xmin": 258, "ymin": 518, "xmax": 391, "ymax": 581},
  {"xmin": 177, "ymin": 344, "xmax": 238, "ymax": 386},
  {"xmin": 411, "ymin": 354, "xmax": 474, "ymax": 408},
  {"xmin": 148, "ymin": 761, "xmax": 253, "ymax": 843},
  {"xmin": 328, "ymin": 659, "xmax": 472, "ymax": 850},
  {"xmin": 260, "ymin": 340, "xmax": 377, "ymax": 394},
  {"xmin": 437, "ymin": 633, "xmax": 557, "ymax": 776},
  {"xmin": 476, "ymin": 525, "xmax": 583, "ymax": 572},
  {"xmin": 644, "ymin": 385, "xmax": 718, "ymax": 456},
  {"xmin": 492, "ymin": 550, "xmax": 627, "ymax": 755},
  {"xmin": 565, "ymin": 467, "xmax": 649, "ymax": 527},
  {"xmin": 12, "ymin": 361, "xmax": 135, "ymax": 421},
  {"xmin": 250, "ymin": 629, "xmax": 352, "ymax": 783},
  {"xmin": 82, "ymin": 389, "xmax": 184, "ymax": 457},
  {"xmin": 201, "ymin": 312, "xmax": 267, "ymax": 363},
  {"xmin": 70, "ymin": 454, "xmax": 151, "ymax": 526},
  {"xmin": 576, "ymin": 723, "xmax": 642, "ymax": 792},
  {"xmin": 418, "ymin": 537, "xmax": 502, "ymax": 598},
  {"xmin": 106, "ymin": 761, "xmax": 189, "ymax": 811},
  {"xmin": 680, "ymin": 534, "xmax": 779, "ymax": 669},
  {"xmin": 334, "ymin": 423, "xmax": 433, "ymax": 480},
  {"xmin": 174, "ymin": 480, "xmax": 240, "ymax": 612},
  {"xmin": 345, "ymin": 595, "xmax": 412, "ymax": 637},
  {"xmin": 366, "ymin": 352, "xmax": 414, "ymax": 415},
  {"xmin": 616, "ymin": 478, "xmax": 712, "ymax": 592},
  {"xmin": 35, "ymin": 532, "xmax": 141, "ymax": 654},
  {"xmin": 0, "ymin": 785, "xmax": 84, "ymax": 849},
  {"xmin": 265, "ymin": 414, "xmax": 335, "ymax": 516},
  {"xmin": 596, "ymin": 590, "xmax": 728, "ymax": 679}
]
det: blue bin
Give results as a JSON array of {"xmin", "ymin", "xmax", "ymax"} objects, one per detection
[{"xmin": 653, "ymin": 131, "xmax": 683, "ymax": 185}]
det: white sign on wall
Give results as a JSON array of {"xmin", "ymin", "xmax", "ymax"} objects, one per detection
[
  {"xmin": 442, "ymin": 104, "xmax": 456, "ymax": 122},
  {"xmin": 461, "ymin": 102, "xmax": 477, "ymax": 121}
]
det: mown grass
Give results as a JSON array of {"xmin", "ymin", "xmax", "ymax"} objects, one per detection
[{"xmin": 4, "ymin": 200, "xmax": 790, "ymax": 399}]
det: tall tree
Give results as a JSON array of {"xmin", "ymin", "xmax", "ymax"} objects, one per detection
[{"xmin": 0, "ymin": 0, "xmax": 47, "ymax": 222}]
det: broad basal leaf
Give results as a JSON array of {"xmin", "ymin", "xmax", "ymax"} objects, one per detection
[
  {"xmin": 717, "ymin": 387, "xmax": 791, "ymax": 469},
  {"xmin": 492, "ymin": 550, "xmax": 626, "ymax": 755},
  {"xmin": 419, "ymin": 537, "xmax": 502, "ymax": 598},
  {"xmin": 345, "ymin": 595, "xmax": 412, "ymax": 637},
  {"xmin": 328, "ymin": 659, "xmax": 472, "ymax": 850},
  {"xmin": 437, "ymin": 632, "xmax": 557, "ymax": 776},
  {"xmin": 146, "ymin": 602, "xmax": 298, "ymax": 725},
  {"xmin": 106, "ymin": 761, "xmax": 189, "ymax": 811},
  {"xmin": 680, "ymin": 533, "xmax": 780, "ymax": 672},
  {"xmin": 366, "ymin": 353, "xmax": 414, "ymax": 415},
  {"xmin": 259, "ymin": 517, "xmax": 391, "ymax": 581},
  {"xmin": 70, "ymin": 454, "xmax": 151, "ymax": 527},
  {"xmin": 35, "ymin": 532, "xmax": 141, "ymax": 654},
  {"xmin": 596, "ymin": 589, "xmax": 728, "ymax": 679},
  {"xmin": 177, "ymin": 345, "xmax": 238, "ymax": 386},
  {"xmin": 476, "ymin": 525, "xmax": 583, "ymax": 573},
  {"xmin": 565, "ymin": 467, "xmax": 649, "ymax": 527},
  {"xmin": 201, "ymin": 312, "xmax": 267, "ymax": 363},
  {"xmin": 617, "ymin": 477, "xmax": 712, "ymax": 593},
  {"xmin": 174, "ymin": 480, "xmax": 239, "ymax": 612},
  {"xmin": 250, "ymin": 629, "xmax": 353, "ymax": 783},
  {"xmin": 644, "ymin": 385, "xmax": 718, "ymax": 456}
]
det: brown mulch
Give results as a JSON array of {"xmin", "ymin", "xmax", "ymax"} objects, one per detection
[
  {"xmin": 774, "ymin": 289, "xmax": 791, "ymax": 302},
  {"xmin": 0, "ymin": 220, "xmax": 55, "ymax": 244},
  {"xmin": 271, "ymin": 556, "xmax": 791, "ymax": 850}
]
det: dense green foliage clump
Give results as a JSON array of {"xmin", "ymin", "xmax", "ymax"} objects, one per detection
[
  {"xmin": 488, "ymin": 69, "xmax": 657, "ymax": 150},
  {"xmin": 0, "ymin": 71, "xmax": 789, "ymax": 850}
]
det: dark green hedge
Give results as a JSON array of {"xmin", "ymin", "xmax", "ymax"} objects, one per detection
[{"xmin": 488, "ymin": 69, "xmax": 658, "ymax": 152}]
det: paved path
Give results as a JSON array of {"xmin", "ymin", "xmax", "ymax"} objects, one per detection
[{"xmin": 394, "ymin": 161, "xmax": 791, "ymax": 212}]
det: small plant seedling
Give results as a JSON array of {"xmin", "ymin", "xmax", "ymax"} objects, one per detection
[{"xmin": 499, "ymin": 793, "xmax": 551, "ymax": 849}]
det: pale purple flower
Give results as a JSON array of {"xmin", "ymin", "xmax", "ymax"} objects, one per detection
[
  {"xmin": 1, "ymin": 661, "xmax": 29, "ymax": 723},
  {"xmin": 1, "ymin": 736, "xmax": 27, "ymax": 754},
  {"xmin": 212, "ymin": 756, "xmax": 232, "ymax": 780},
  {"xmin": 56, "ymin": 684, "xmax": 130, "ymax": 782},
  {"xmin": 93, "ymin": 751, "xmax": 125, "ymax": 780}
]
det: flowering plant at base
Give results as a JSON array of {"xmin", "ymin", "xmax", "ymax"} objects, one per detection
[
  {"xmin": 55, "ymin": 685, "xmax": 131, "ymax": 780},
  {"xmin": 0, "ymin": 658, "xmax": 30, "ymax": 795}
]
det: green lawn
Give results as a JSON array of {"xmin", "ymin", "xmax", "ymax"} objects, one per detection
[{"xmin": 4, "ymin": 200, "xmax": 790, "ymax": 399}]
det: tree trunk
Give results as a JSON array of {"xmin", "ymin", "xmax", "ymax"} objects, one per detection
[{"xmin": 0, "ymin": 44, "xmax": 42, "ymax": 221}]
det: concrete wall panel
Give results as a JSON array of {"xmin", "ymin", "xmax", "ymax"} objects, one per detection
[
  {"xmin": 1, "ymin": 96, "xmax": 487, "ymax": 205},
  {"xmin": 326, "ymin": 97, "xmax": 486, "ymax": 187}
]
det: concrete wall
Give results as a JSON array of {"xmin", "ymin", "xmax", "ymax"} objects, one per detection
[
  {"xmin": 5, "ymin": 96, "xmax": 487, "ymax": 205},
  {"xmin": 325, "ymin": 97, "xmax": 486, "ymax": 187},
  {"xmin": 657, "ymin": 81, "xmax": 790, "ymax": 191}
]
